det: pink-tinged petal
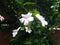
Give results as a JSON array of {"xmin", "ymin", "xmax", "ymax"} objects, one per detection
[
  {"xmin": 28, "ymin": 17, "xmax": 34, "ymax": 21},
  {"xmin": 12, "ymin": 29, "xmax": 18, "ymax": 37},
  {"xmin": 17, "ymin": 27, "xmax": 21, "ymax": 31},
  {"xmin": 12, "ymin": 32, "xmax": 17, "ymax": 37},
  {"xmin": 41, "ymin": 20, "xmax": 48, "ymax": 27},
  {"xmin": 41, "ymin": 20, "xmax": 48, "ymax": 25},
  {"xmin": 21, "ymin": 14, "xmax": 25, "ymax": 17},
  {"xmin": 24, "ymin": 20, "xmax": 29, "ymax": 25},
  {"xmin": 19, "ymin": 18, "xmax": 25, "ymax": 23},
  {"xmin": 35, "ymin": 14, "xmax": 45, "ymax": 21},
  {"xmin": 27, "ymin": 12, "xmax": 32, "ymax": 16},
  {"xmin": 21, "ymin": 14, "xmax": 28, "ymax": 18},
  {"xmin": 25, "ymin": 29, "xmax": 28, "ymax": 32},
  {"xmin": 27, "ymin": 29, "xmax": 32, "ymax": 34},
  {"xmin": 0, "ymin": 15, "xmax": 5, "ymax": 21}
]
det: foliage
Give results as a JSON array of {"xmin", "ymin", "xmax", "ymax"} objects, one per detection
[{"xmin": 0, "ymin": 0, "xmax": 60, "ymax": 45}]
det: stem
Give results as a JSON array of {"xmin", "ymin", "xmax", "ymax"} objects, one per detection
[{"xmin": 22, "ymin": 5, "xmax": 28, "ymax": 12}]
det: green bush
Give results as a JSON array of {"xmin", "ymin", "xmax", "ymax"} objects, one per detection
[{"xmin": 0, "ymin": 0, "xmax": 60, "ymax": 45}]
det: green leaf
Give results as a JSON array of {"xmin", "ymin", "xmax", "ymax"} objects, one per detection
[
  {"xmin": 23, "ymin": 2, "xmax": 36, "ymax": 6},
  {"xmin": 15, "ymin": 0, "xmax": 23, "ymax": 4},
  {"xmin": 30, "ymin": 9, "xmax": 40, "ymax": 16}
]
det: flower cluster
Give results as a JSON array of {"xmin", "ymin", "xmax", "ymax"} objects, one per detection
[
  {"xmin": 19, "ymin": 12, "xmax": 34, "ymax": 34},
  {"xmin": 12, "ymin": 12, "xmax": 34, "ymax": 37},
  {"xmin": 12, "ymin": 12, "xmax": 48, "ymax": 37}
]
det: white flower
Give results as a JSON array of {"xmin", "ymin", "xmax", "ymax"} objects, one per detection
[
  {"xmin": 28, "ymin": 17, "xmax": 34, "ymax": 21},
  {"xmin": 26, "ymin": 29, "xmax": 32, "ymax": 34},
  {"xmin": 12, "ymin": 27, "xmax": 21, "ymax": 37},
  {"xmin": 25, "ymin": 27, "xmax": 32, "ymax": 34},
  {"xmin": 41, "ymin": 20, "xmax": 48, "ymax": 27},
  {"xmin": 12, "ymin": 31, "xmax": 18, "ymax": 37},
  {"xmin": 51, "ymin": 6, "xmax": 54, "ymax": 8},
  {"xmin": 53, "ymin": 28, "xmax": 56, "ymax": 30},
  {"xmin": 21, "ymin": 12, "xmax": 32, "ymax": 18},
  {"xmin": 35, "ymin": 14, "xmax": 48, "ymax": 27},
  {"xmin": 19, "ymin": 12, "xmax": 34, "ymax": 25},
  {"xmin": 0, "ymin": 15, "xmax": 4, "ymax": 21},
  {"xmin": 24, "ymin": 19, "xmax": 29, "ymax": 25},
  {"xmin": 35, "ymin": 14, "xmax": 45, "ymax": 21},
  {"xmin": 19, "ymin": 18, "xmax": 25, "ymax": 23}
]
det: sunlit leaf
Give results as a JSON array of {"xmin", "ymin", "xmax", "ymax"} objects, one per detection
[
  {"xmin": 15, "ymin": 0, "xmax": 24, "ymax": 4},
  {"xmin": 23, "ymin": 2, "xmax": 36, "ymax": 6}
]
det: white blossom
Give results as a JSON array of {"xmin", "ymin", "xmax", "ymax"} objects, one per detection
[
  {"xmin": 53, "ymin": 28, "xmax": 56, "ymax": 30},
  {"xmin": 35, "ymin": 14, "xmax": 48, "ymax": 27},
  {"xmin": 51, "ymin": 6, "xmax": 54, "ymax": 8},
  {"xmin": 28, "ymin": 17, "xmax": 34, "ymax": 22},
  {"xmin": 0, "ymin": 15, "xmax": 4, "ymax": 21},
  {"xmin": 12, "ymin": 27, "xmax": 21, "ymax": 37},
  {"xmin": 19, "ymin": 18, "xmax": 25, "ymax": 23},
  {"xmin": 12, "ymin": 31, "xmax": 18, "ymax": 37},
  {"xmin": 41, "ymin": 20, "xmax": 48, "ymax": 27},
  {"xmin": 24, "ymin": 19, "xmax": 29, "ymax": 25},
  {"xmin": 19, "ymin": 12, "xmax": 34, "ymax": 25},
  {"xmin": 21, "ymin": 12, "xmax": 32, "ymax": 18},
  {"xmin": 35, "ymin": 14, "xmax": 45, "ymax": 20},
  {"xmin": 25, "ymin": 27, "xmax": 32, "ymax": 34}
]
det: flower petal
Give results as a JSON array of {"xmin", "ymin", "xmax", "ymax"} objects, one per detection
[
  {"xmin": 27, "ymin": 29, "xmax": 32, "ymax": 34},
  {"xmin": 25, "ymin": 27, "xmax": 29, "ymax": 32},
  {"xmin": 19, "ymin": 18, "xmax": 25, "ymax": 23},
  {"xmin": 12, "ymin": 29, "xmax": 18, "ymax": 37},
  {"xmin": 24, "ymin": 20, "xmax": 29, "ymax": 25},
  {"xmin": 28, "ymin": 17, "xmax": 34, "ymax": 21},
  {"xmin": 17, "ymin": 27, "xmax": 21, "ymax": 31},
  {"xmin": 27, "ymin": 12, "xmax": 32, "ymax": 16},
  {"xmin": 35, "ymin": 14, "xmax": 45, "ymax": 21},
  {"xmin": 0, "ymin": 15, "xmax": 5, "ymax": 21},
  {"xmin": 41, "ymin": 20, "xmax": 48, "ymax": 27},
  {"xmin": 12, "ymin": 32, "xmax": 17, "ymax": 37}
]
